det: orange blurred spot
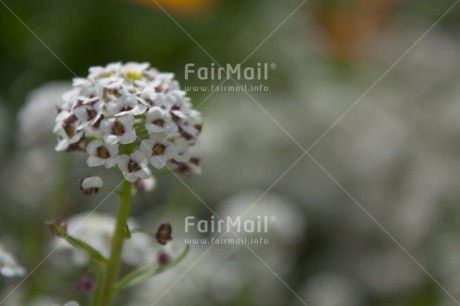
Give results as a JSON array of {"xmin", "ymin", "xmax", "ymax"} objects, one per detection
[
  {"xmin": 130, "ymin": 0, "xmax": 216, "ymax": 16},
  {"xmin": 314, "ymin": 0, "xmax": 398, "ymax": 61}
]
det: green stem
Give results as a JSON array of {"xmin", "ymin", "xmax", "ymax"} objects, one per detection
[
  {"xmin": 95, "ymin": 179, "xmax": 132, "ymax": 306},
  {"xmin": 91, "ymin": 263, "xmax": 103, "ymax": 306}
]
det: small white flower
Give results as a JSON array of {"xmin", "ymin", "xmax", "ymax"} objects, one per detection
[
  {"xmin": 137, "ymin": 81, "xmax": 161, "ymax": 106},
  {"xmin": 154, "ymin": 92, "xmax": 177, "ymax": 109},
  {"xmin": 172, "ymin": 137, "xmax": 191, "ymax": 162},
  {"xmin": 107, "ymin": 93, "xmax": 147, "ymax": 117},
  {"xmin": 166, "ymin": 95, "xmax": 192, "ymax": 121},
  {"xmin": 81, "ymin": 125, "xmax": 103, "ymax": 138},
  {"xmin": 145, "ymin": 106, "xmax": 178, "ymax": 135},
  {"xmin": 117, "ymin": 151, "xmax": 151, "ymax": 182},
  {"xmin": 94, "ymin": 77, "xmax": 124, "ymax": 100},
  {"xmin": 53, "ymin": 113, "xmax": 84, "ymax": 151},
  {"xmin": 100, "ymin": 115, "xmax": 136, "ymax": 145},
  {"xmin": 86, "ymin": 140, "xmax": 118, "ymax": 168},
  {"xmin": 156, "ymin": 73, "xmax": 175, "ymax": 89},
  {"xmin": 140, "ymin": 138, "xmax": 175, "ymax": 169},
  {"xmin": 89, "ymin": 62, "xmax": 124, "ymax": 80},
  {"xmin": 178, "ymin": 120, "xmax": 202, "ymax": 145},
  {"xmin": 80, "ymin": 176, "xmax": 103, "ymax": 195},
  {"xmin": 0, "ymin": 244, "xmax": 25, "ymax": 278},
  {"xmin": 73, "ymin": 77, "xmax": 92, "ymax": 88},
  {"xmin": 121, "ymin": 62, "xmax": 150, "ymax": 79},
  {"xmin": 73, "ymin": 98, "xmax": 104, "ymax": 130},
  {"xmin": 172, "ymin": 156, "xmax": 202, "ymax": 176}
]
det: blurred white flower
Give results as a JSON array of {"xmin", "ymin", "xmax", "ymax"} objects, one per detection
[
  {"xmin": 199, "ymin": 191, "xmax": 308, "ymax": 305},
  {"xmin": 51, "ymin": 302, "xmax": 78, "ymax": 306},
  {"xmin": 198, "ymin": 98, "xmax": 295, "ymax": 198},
  {"xmin": 124, "ymin": 210, "xmax": 244, "ymax": 306},
  {"xmin": 8, "ymin": 295, "xmax": 59, "ymax": 306},
  {"xmin": 130, "ymin": 245, "xmax": 221, "ymax": 306},
  {"xmin": 431, "ymin": 232, "xmax": 460, "ymax": 306},
  {"xmin": 54, "ymin": 212, "xmax": 156, "ymax": 266},
  {"xmin": 217, "ymin": 190, "xmax": 307, "ymax": 246},
  {"xmin": 3, "ymin": 147, "xmax": 59, "ymax": 207},
  {"xmin": 300, "ymin": 273, "xmax": 364, "ymax": 306},
  {"xmin": 17, "ymin": 82, "xmax": 72, "ymax": 147},
  {"xmin": 0, "ymin": 294, "xmax": 78, "ymax": 306},
  {"xmin": 353, "ymin": 249, "xmax": 423, "ymax": 297},
  {"xmin": 0, "ymin": 244, "xmax": 25, "ymax": 277}
]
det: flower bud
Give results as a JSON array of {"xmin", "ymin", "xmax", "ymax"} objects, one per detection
[
  {"xmin": 46, "ymin": 220, "xmax": 67, "ymax": 237},
  {"xmin": 76, "ymin": 273, "xmax": 95, "ymax": 293},
  {"xmin": 80, "ymin": 176, "xmax": 103, "ymax": 195},
  {"xmin": 157, "ymin": 250, "xmax": 171, "ymax": 265},
  {"xmin": 134, "ymin": 176, "xmax": 156, "ymax": 193},
  {"xmin": 155, "ymin": 223, "xmax": 172, "ymax": 245}
]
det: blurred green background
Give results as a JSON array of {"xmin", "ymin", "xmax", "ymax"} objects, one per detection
[{"xmin": 2, "ymin": 0, "xmax": 460, "ymax": 305}]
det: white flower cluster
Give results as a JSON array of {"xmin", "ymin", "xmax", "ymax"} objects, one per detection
[{"xmin": 53, "ymin": 62, "xmax": 203, "ymax": 182}]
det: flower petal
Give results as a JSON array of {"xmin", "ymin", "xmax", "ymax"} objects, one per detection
[
  {"xmin": 119, "ymin": 130, "xmax": 136, "ymax": 144},
  {"xmin": 104, "ymin": 134, "xmax": 119, "ymax": 145},
  {"xmin": 87, "ymin": 156, "xmax": 105, "ymax": 167}
]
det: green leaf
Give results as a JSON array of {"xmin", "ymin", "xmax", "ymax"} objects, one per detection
[
  {"xmin": 46, "ymin": 221, "xmax": 108, "ymax": 264},
  {"xmin": 115, "ymin": 244, "xmax": 190, "ymax": 290}
]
